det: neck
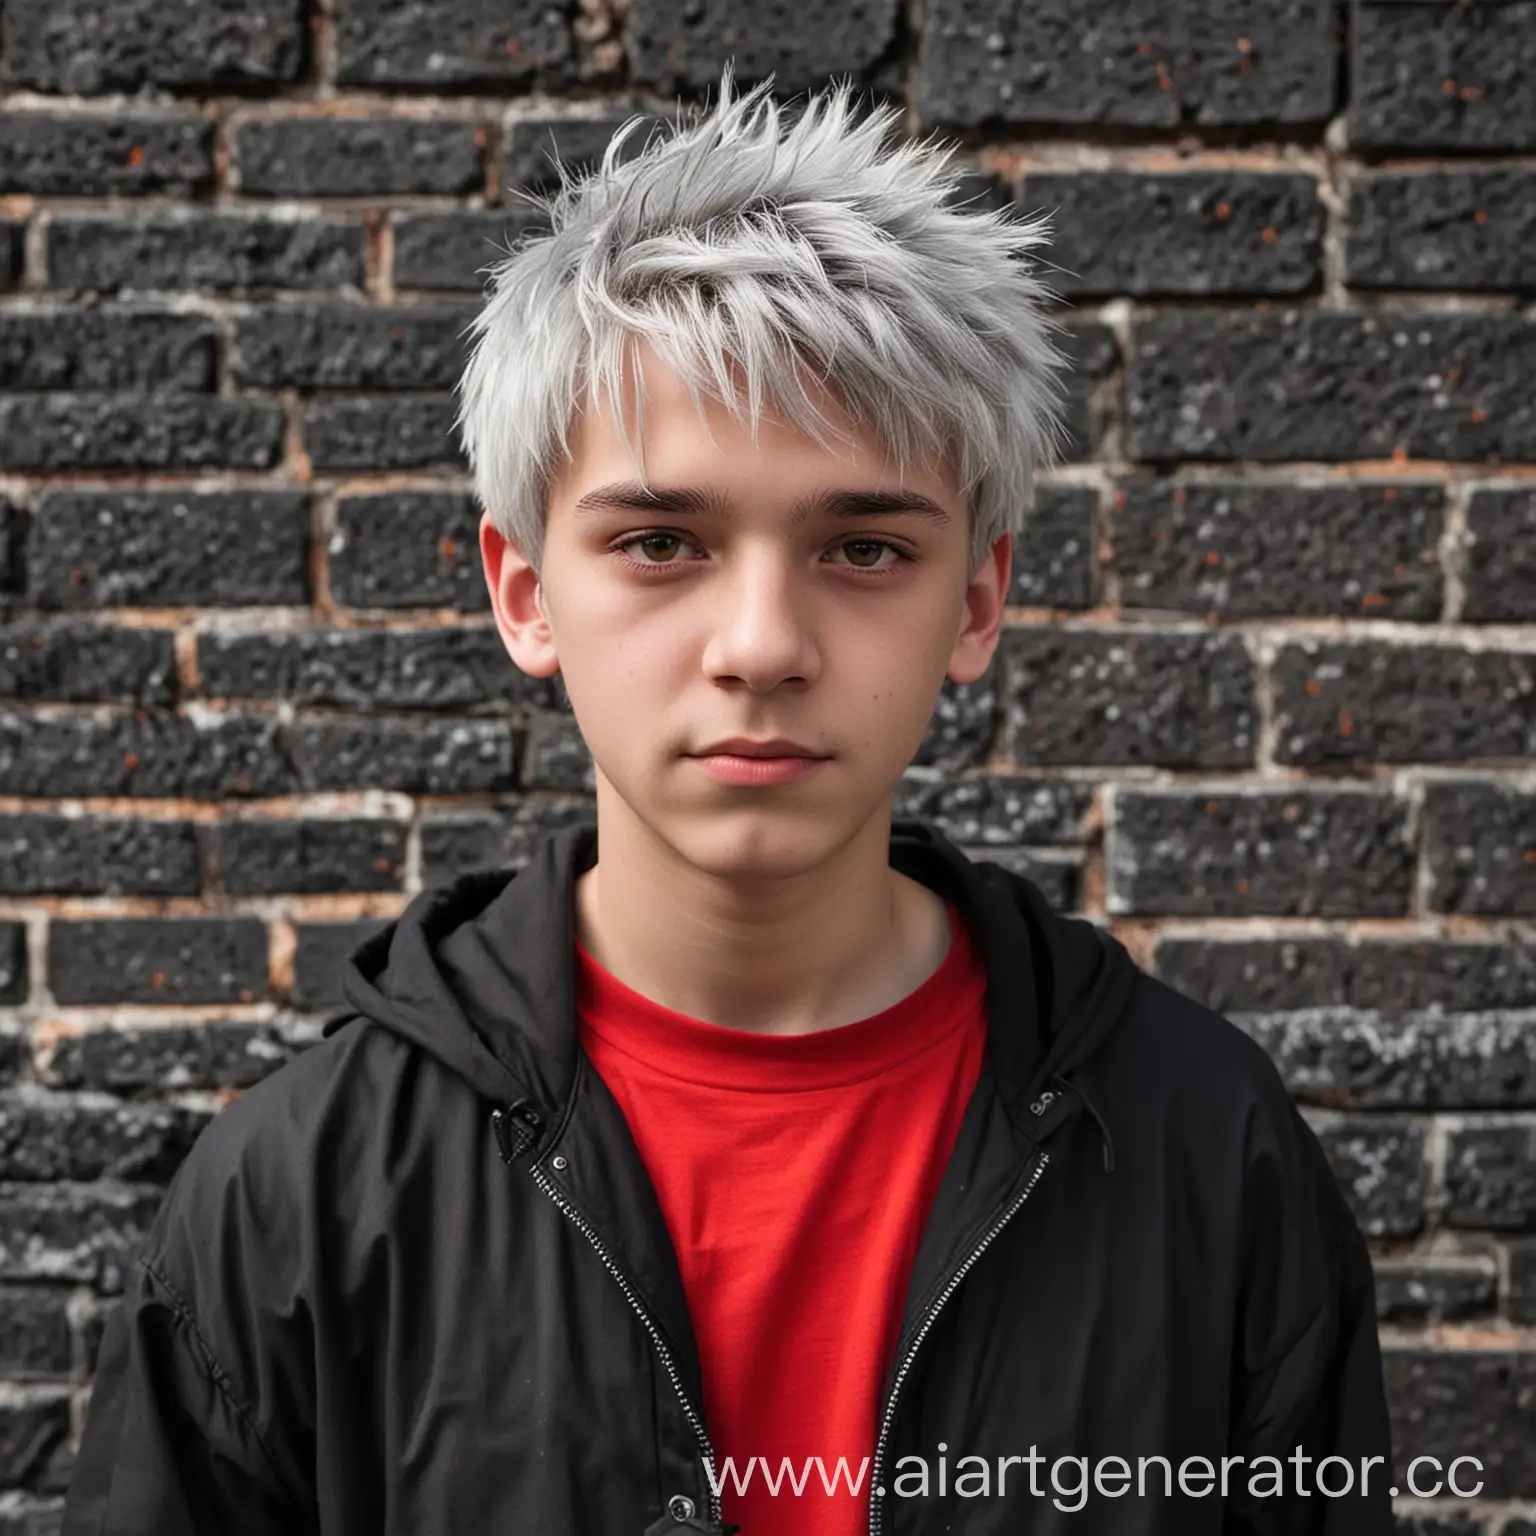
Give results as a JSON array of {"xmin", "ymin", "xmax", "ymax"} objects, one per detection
[{"xmin": 573, "ymin": 786, "xmax": 949, "ymax": 1037}]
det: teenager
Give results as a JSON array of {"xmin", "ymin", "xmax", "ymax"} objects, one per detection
[{"xmin": 63, "ymin": 68, "xmax": 1395, "ymax": 1535}]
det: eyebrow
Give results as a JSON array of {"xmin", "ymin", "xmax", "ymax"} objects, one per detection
[{"xmin": 569, "ymin": 481, "xmax": 954, "ymax": 529}]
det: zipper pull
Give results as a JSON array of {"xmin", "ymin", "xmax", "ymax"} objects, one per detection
[{"xmin": 490, "ymin": 1099, "xmax": 544, "ymax": 1164}]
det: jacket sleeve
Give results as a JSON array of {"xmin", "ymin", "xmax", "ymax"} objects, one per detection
[
  {"xmin": 61, "ymin": 1251, "xmax": 302, "ymax": 1536},
  {"xmin": 1222, "ymin": 1100, "xmax": 1397, "ymax": 1535}
]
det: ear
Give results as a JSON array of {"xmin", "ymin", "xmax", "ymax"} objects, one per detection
[
  {"xmin": 481, "ymin": 513, "xmax": 561, "ymax": 680},
  {"xmin": 947, "ymin": 531, "xmax": 1011, "ymax": 686}
]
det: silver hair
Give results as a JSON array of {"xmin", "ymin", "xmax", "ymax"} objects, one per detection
[{"xmin": 456, "ymin": 63, "xmax": 1073, "ymax": 579}]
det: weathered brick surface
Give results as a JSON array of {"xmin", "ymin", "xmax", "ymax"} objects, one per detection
[
  {"xmin": 1346, "ymin": 170, "xmax": 1536, "ymax": 292},
  {"xmin": 47, "ymin": 918, "xmax": 268, "ymax": 1005},
  {"xmin": 210, "ymin": 816, "xmax": 406, "ymax": 894},
  {"xmin": 1113, "ymin": 479, "xmax": 1443, "ymax": 620},
  {"xmin": 232, "ymin": 119, "xmax": 485, "ymax": 197},
  {"xmin": 0, "ymin": 114, "xmax": 214, "ymax": 196},
  {"xmin": 1108, "ymin": 789, "xmax": 1414, "ymax": 917},
  {"xmin": 330, "ymin": 492, "xmax": 487, "ymax": 610},
  {"xmin": 919, "ymin": 0, "xmax": 1337, "ymax": 129},
  {"xmin": 1127, "ymin": 313, "xmax": 1536, "ymax": 463},
  {"xmin": 1423, "ymin": 781, "xmax": 1535, "ymax": 917},
  {"xmin": 0, "ymin": 397, "xmax": 284, "ymax": 472},
  {"xmin": 1271, "ymin": 641, "xmax": 1534, "ymax": 766},
  {"xmin": 0, "ymin": 815, "xmax": 200, "ymax": 896},
  {"xmin": 47, "ymin": 215, "xmax": 365, "ymax": 293},
  {"xmin": 1001, "ymin": 629, "xmax": 1255, "ymax": 767},
  {"xmin": 29, "ymin": 490, "xmax": 310, "ymax": 610},
  {"xmin": 1351, "ymin": 2, "xmax": 1536, "ymax": 151},
  {"xmin": 1463, "ymin": 488, "xmax": 1536, "ymax": 624},
  {"xmin": 1017, "ymin": 171, "xmax": 1323, "ymax": 298},
  {"xmin": 629, "ymin": 0, "xmax": 903, "ymax": 95},
  {"xmin": 331, "ymin": 0, "xmax": 573, "ymax": 88},
  {"xmin": 0, "ymin": 310, "xmax": 215, "ymax": 392},
  {"xmin": 233, "ymin": 305, "xmax": 477, "ymax": 389},
  {"xmin": 0, "ymin": 12, "xmax": 1532, "ymax": 1518},
  {"xmin": 302, "ymin": 396, "xmax": 465, "ymax": 470},
  {"xmin": 0, "ymin": 0, "xmax": 306, "ymax": 93}
]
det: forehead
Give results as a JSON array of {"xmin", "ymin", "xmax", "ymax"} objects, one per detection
[{"xmin": 553, "ymin": 337, "xmax": 962, "ymax": 507}]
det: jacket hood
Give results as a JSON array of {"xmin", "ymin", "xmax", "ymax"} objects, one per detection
[{"xmin": 326, "ymin": 817, "xmax": 1139, "ymax": 1166}]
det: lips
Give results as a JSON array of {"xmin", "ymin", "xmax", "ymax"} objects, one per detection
[{"xmin": 693, "ymin": 739, "xmax": 826, "ymax": 759}]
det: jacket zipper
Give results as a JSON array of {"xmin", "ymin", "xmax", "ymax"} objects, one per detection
[
  {"xmin": 492, "ymin": 1102, "xmax": 725, "ymax": 1528},
  {"xmin": 867, "ymin": 1148, "xmax": 1051, "ymax": 1536}
]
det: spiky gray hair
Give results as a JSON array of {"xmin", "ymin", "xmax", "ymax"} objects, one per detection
[{"xmin": 457, "ymin": 64, "xmax": 1072, "ymax": 579}]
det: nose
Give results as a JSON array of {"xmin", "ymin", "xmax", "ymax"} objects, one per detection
[{"xmin": 698, "ymin": 545, "xmax": 821, "ymax": 691}]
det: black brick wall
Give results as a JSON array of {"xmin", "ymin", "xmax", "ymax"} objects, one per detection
[{"xmin": 0, "ymin": 0, "xmax": 1533, "ymax": 1525}]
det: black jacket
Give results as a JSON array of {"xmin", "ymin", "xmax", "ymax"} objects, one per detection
[{"xmin": 63, "ymin": 817, "xmax": 1396, "ymax": 1535}]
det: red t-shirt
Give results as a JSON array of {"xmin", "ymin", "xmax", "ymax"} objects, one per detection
[{"xmin": 576, "ymin": 895, "xmax": 988, "ymax": 1535}]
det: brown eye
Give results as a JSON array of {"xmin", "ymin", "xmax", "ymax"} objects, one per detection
[
  {"xmin": 843, "ymin": 540, "xmax": 888, "ymax": 568},
  {"xmin": 634, "ymin": 533, "xmax": 684, "ymax": 562}
]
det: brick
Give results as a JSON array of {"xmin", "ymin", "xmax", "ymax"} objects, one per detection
[
  {"xmin": 1425, "ymin": 781, "xmax": 1535, "ymax": 917},
  {"xmin": 0, "ymin": 0, "xmax": 305, "ymax": 93},
  {"xmin": 330, "ymin": 492, "xmax": 487, "ymax": 610},
  {"xmin": 0, "ymin": 1086, "xmax": 204, "ymax": 1183},
  {"xmin": 391, "ymin": 211, "xmax": 529, "ymax": 292},
  {"xmin": 503, "ymin": 113, "xmax": 663, "ymax": 190},
  {"xmin": 42, "ymin": 1021, "xmax": 305, "ymax": 1092},
  {"xmin": 1113, "ymin": 478, "xmax": 1443, "ymax": 620},
  {"xmin": 1347, "ymin": 170, "xmax": 1536, "ymax": 292},
  {"xmin": 1351, "ymin": 2, "xmax": 1536, "ymax": 152},
  {"xmin": 233, "ymin": 304, "xmax": 477, "ymax": 390},
  {"xmin": 629, "ymin": 0, "xmax": 903, "ymax": 94},
  {"xmin": 0, "ymin": 309, "xmax": 213, "ymax": 392},
  {"xmin": 1307, "ymin": 1112, "xmax": 1426, "ymax": 1238},
  {"xmin": 1271, "ymin": 641, "xmax": 1534, "ymax": 766},
  {"xmin": 912, "ymin": 670, "xmax": 999, "ymax": 772},
  {"xmin": 1463, "ymin": 487, "xmax": 1536, "ymax": 624},
  {"xmin": 1007, "ymin": 485, "xmax": 1095, "ymax": 609},
  {"xmin": 0, "ymin": 1287, "xmax": 73, "ymax": 1375},
  {"xmin": 1444, "ymin": 1121, "xmax": 1536, "ymax": 1230},
  {"xmin": 47, "ymin": 917, "xmax": 268, "ymax": 1006},
  {"xmin": 0, "ymin": 815, "xmax": 199, "ymax": 896},
  {"xmin": 47, "ymin": 215, "xmax": 365, "ymax": 294},
  {"xmin": 332, "ymin": 0, "xmax": 572, "ymax": 87},
  {"xmin": 1372, "ymin": 1257, "xmax": 1497, "ymax": 1324},
  {"xmin": 1383, "ymin": 1349, "xmax": 1536, "ymax": 1498},
  {"xmin": 1001, "ymin": 629, "xmax": 1255, "ymax": 767},
  {"xmin": 0, "ymin": 397, "xmax": 283, "ymax": 472},
  {"xmin": 893, "ymin": 771, "xmax": 1091, "ymax": 846},
  {"xmin": 287, "ymin": 716, "xmax": 516, "ymax": 793},
  {"xmin": 0, "ymin": 1182, "xmax": 165, "ymax": 1292},
  {"xmin": 0, "ymin": 926, "xmax": 26, "ymax": 1006},
  {"xmin": 1394, "ymin": 1516, "xmax": 1477, "ymax": 1536},
  {"xmin": 0, "ymin": 710, "xmax": 299, "ymax": 800},
  {"xmin": 0, "ymin": 1386, "xmax": 72, "ymax": 1491},
  {"xmin": 0, "ymin": 114, "xmax": 212, "ymax": 196},
  {"xmin": 302, "ymin": 396, "xmax": 465, "ymax": 471},
  {"xmin": 1016, "ymin": 171, "xmax": 1322, "ymax": 298},
  {"xmin": 1107, "ymin": 788, "xmax": 1414, "ymax": 917},
  {"xmin": 197, "ymin": 627, "xmax": 544, "ymax": 710},
  {"xmin": 1236, "ymin": 1007, "xmax": 1536, "ymax": 1110},
  {"xmin": 420, "ymin": 800, "xmax": 597, "ymax": 884},
  {"xmin": 0, "ymin": 620, "xmax": 174, "ymax": 704},
  {"xmin": 292, "ymin": 920, "xmax": 392, "ymax": 1009},
  {"xmin": 1127, "ymin": 312, "xmax": 1536, "ymax": 463},
  {"xmin": 232, "ymin": 119, "xmax": 484, "ymax": 198},
  {"xmin": 29, "ymin": 490, "xmax": 310, "ymax": 611},
  {"xmin": 210, "ymin": 817, "xmax": 406, "ymax": 894},
  {"xmin": 919, "ymin": 0, "xmax": 1336, "ymax": 129},
  {"xmin": 0, "ymin": 221, "xmax": 20, "ymax": 289},
  {"xmin": 1058, "ymin": 321, "xmax": 1117, "ymax": 464},
  {"xmin": 1509, "ymin": 1239, "xmax": 1536, "ymax": 1325},
  {"xmin": 1153, "ymin": 937, "xmax": 1536, "ymax": 1016},
  {"xmin": 0, "ymin": 499, "xmax": 24, "ymax": 594},
  {"xmin": 519, "ymin": 709, "xmax": 595, "ymax": 794}
]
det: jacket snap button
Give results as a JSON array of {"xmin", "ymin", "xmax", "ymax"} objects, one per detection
[
  {"xmin": 551, "ymin": 1154, "xmax": 568, "ymax": 1171},
  {"xmin": 667, "ymin": 1493, "xmax": 696, "ymax": 1521},
  {"xmin": 1030, "ymin": 1091, "xmax": 1056, "ymax": 1116}
]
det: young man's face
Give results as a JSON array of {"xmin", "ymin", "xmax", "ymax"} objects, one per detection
[{"xmin": 483, "ymin": 338, "xmax": 1010, "ymax": 879}]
